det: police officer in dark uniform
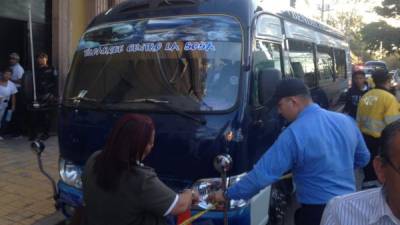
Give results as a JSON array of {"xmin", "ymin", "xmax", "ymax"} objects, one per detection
[
  {"xmin": 343, "ymin": 70, "xmax": 369, "ymax": 119},
  {"xmin": 28, "ymin": 52, "xmax": 58, "ymax": 141}
]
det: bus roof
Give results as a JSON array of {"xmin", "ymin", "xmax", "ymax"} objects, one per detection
[
  {"xmin": 88, "ymin": 0, "xmax": 345, "ymax": 41},
  {"xmin": 276, "ymin": 9, "xmax": 345, "ymax": 39}
]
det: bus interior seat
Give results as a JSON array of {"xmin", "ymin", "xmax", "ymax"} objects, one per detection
[
  {"xmin": 291, "ymin": 62, "xmax": 314, "ymax": 87},
  {"xmin": 255, "ymin": 60, "xmax": 275, "ymax": 72},
  {"xmin": 291, "ymin": 62, "xmax": 305, "ymax": 78}
]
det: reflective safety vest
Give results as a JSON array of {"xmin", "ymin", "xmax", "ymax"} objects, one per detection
[
  {"xmin": 357, "ymin": 88, "xmax": 400, "ymax": 138},
  {"xmin": 366, "ymin": 76, "xmax": 375, "ymax": 89}
]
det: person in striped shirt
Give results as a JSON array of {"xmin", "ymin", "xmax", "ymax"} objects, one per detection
[{"xmin": 321, "ymin": 120, "xmax": 400, "ymax": 225}]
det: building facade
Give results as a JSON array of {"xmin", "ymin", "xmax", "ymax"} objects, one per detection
[
  {"xmin": 0, "ymin": 0, "xmax": 125, "ymax": 98},
  {"xmin": 53, "ymin": 0, "xmax": 127, "ymax": 95},
  {"xmin": 0, "ymin": 0, "xmax": 51, "ymax": 70}
]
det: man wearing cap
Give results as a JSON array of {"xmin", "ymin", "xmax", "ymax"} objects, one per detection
[
  {"xmin": 209, "ymin": 79, "xmax": 370, "ymax": 225},
  {"xmin": 357, "ymin": 69, "xmax": 400, "ymax": 189},
  {"xmin": 9, "ymin": 52, "xmax": 24, "ymax": 88}
]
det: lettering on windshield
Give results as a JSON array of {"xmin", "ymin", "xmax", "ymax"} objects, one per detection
[
  {"xmin": 184, "ymin": 42, "xmax": 216, "ymax": 51},
  {"xmin": 127, "ymin": 42, "xmax": 163, "ymax": 52},
  {"xmin": 83, "ymin": 45, "xmax": 125, "ymax": 57},
  {"xmin": 83, "ymin": 41, "xmax": 216, "ymax": 57}
]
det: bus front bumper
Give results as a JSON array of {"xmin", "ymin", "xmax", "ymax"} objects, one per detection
[{"xmin": 57, "ymin": 181, "xmax": 270, "ymax": 225}]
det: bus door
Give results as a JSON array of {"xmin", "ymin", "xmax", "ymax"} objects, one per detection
[{"xmin": 249, "ymin": 14, "xmax": 285, "ymax": 164}]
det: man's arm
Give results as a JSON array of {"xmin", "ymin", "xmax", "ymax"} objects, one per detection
[
  {"xmin": 342, "ymin": 91, "xmax": 351, "ymax": 114},
  {"xmin": 226, "ymin": 129, "xmax": 296, "ymax": 200},
  {"xmin": 354, "ymin": 126, "xmax": 370, "ymax": 168}
]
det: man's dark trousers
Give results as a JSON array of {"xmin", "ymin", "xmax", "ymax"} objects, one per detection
[{"xmin": 294, "ymin": 204, "xmax": 326, "ymax": 225}]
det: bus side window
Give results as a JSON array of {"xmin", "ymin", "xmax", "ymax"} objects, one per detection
[
  {"xmin": 252, "ymin": 40, "xmax": 283, "ymax": 105},
  {"xmin": 334, "ymin": 49, "xmax": 346, "ymax": 79},
  {"xmin": 317, "ymin": 45, "xmax": 334, "ymax": 82},
  {"xmin": 288, "ymin": 39, "xmax": 316, "ymax": 88},
  {"xmin": 291, "ymin": 62, "xmax": 305, "ymax": 79}
]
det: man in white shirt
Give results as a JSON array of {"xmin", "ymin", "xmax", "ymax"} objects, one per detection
[
  {"xmin": 321, "ymin": 120, "xmax": 400, "ymax": 225},
  {"xmin": 9, "ymin": 52, "xmax": 24, "ymax": 89},
  {"xmin": 7, "ymin": 52, "xmax": 24, "ymax": 137}
]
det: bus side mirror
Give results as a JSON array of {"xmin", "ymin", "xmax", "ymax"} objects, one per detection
[
  {"xmin": 31, "ymin": 140, "xmax": 45, "ymax": 155},
  {"xmin": 213, "ymin": 154, "xmax": 233, "ymax": 174},
  {"xmin": 258, "ymin": 69, "xmax": 282, "ymax": 105}
]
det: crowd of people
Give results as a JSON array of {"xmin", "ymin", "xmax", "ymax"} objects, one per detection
[
  {"xmin": 74, "ymin": 68, "xmax": 399, "ymax": 225},
  {"xmin": 0, "ymin": 52, "xmax": 58, "ymax": 140},
  {"xmin": 208, "ymin": 72, "xmax": 400, "ymax": 225}
]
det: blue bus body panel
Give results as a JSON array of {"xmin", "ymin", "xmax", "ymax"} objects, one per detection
[
  {"xmin": 58, "ymin": 181, "xmax": 83, "ymax": 207},
  {"xmin": 58, "ymin": 107, "xmax": 252, "ymax": 185},
  {"xmin": 190, "ymin": 207, "xmax": 250, "ymax": 225}
]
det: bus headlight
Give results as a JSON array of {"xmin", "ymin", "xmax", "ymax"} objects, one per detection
[
  {"xmin": 59, "ymin": 158, "xmax": 83, "ymax": 189},
  {"xmin": 192, "ymin": 173, "xmax": 248, "ymax": 210}
]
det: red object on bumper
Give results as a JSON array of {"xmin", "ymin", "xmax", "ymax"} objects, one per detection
[{"xmin": 177, "ymin": 209, "xmax": 192, "ymax": 225}]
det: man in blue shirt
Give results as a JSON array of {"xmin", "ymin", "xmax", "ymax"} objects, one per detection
[{"xmin": 209, "ymin": 79, "xmax": 370, "ymax": 225}]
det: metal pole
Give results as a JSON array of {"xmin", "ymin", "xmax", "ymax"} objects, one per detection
[
  {"xmin": 321, "ymin": 0, "xmax": 325, "ymax": 21},
  {"xmin": 221, "ymin": 171, "xmax": 228, "ymax": 225},
  {"xmin": 290, "ymin": 0, "xmax": 296, "ymax": 8},
  {"xmin": 35, "ymin": 153, "xmax": 58, "ymax": 199},
  {"xmin": 29, "ymin": 2, "xmax": 39, "ymax": 108}
]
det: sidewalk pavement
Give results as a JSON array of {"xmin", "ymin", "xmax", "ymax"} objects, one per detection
[{"xmin": 0, "ymin": 136, "xmax": 60, "ymax": 225}]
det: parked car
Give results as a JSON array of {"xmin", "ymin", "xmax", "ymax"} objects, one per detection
[
  {"xmin": 364, "ymin": 61, "xmax": 389, "ymax": 88},
  {"xmin": 364, "ymin": 61, "xmax": 388, "ymax": 77},
  {"xmin": 389, "ymin": 69, "xmax": 400, "ymax": 89}
]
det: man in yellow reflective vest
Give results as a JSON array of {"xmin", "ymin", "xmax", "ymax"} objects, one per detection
[{"xmin": 357, "ymin": 69, "xmax": 400, "ymax": 189}]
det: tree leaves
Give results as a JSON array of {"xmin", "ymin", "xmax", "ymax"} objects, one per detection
[
  {"xmin": 375, "ymin": 0, "xmax": 400, "ymax": 19},
  {"xmin": 361, "ymin": 21, "xmax": 400, "ymax": 54}
]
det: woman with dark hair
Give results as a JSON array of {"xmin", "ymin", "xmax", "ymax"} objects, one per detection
[{"xmin": 82, "ymin": 114, "xmax": 198, "ymax": 225}]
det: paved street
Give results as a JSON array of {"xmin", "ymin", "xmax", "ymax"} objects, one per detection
[{"xmin": 0, "ymin": 137, "xmax": 59, "ymax": 225}]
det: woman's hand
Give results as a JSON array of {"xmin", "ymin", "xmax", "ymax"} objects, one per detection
[
  {"xmin": 191, "ymin": 189, "xmax": 200, "ymax": 205},
  {"xmin": 207, "ymin": 189, "xmax": 228, "ymax": 210},
  {"xmin": 170, "ymin": 189, "xmax": 196, "ymax": 215},
  {"xmin": 207, "ymin": 189, "xmax": 226, "ymax": 203}
]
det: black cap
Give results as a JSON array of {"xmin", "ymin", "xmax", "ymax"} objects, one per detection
[
  {"xmin": 372, "ymin": 68, "xmax": 391, "ymax": 85},
  {"xmin": 268, "ymin": 79, "xmax": 310, "ymax": 106}
]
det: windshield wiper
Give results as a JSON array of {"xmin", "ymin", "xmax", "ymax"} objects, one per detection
[
  {"xmin": 65, "ymin": 96, "xmax": 103, "ymax": 108},
  {"xmin": 66, "ymin": 90, "xmax": 103, "ymax": 108},
  {"xmin": 122, "ymin": 98, "xmax": 169, "ymax": 104},
  {"xmin": 69, "ymin": 96, "xmax": 99, "ymax": 104},
  {"xmin": 120, "ymin": 98, "xmax": 206, "ymax": 125}
]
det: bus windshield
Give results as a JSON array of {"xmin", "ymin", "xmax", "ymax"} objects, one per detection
[{"xmin": 64, "ymin": 15, "xmax": 242, "ymax": 111}]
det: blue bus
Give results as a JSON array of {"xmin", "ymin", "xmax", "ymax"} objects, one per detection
[{"xmin": 56, "ymin": 0, "xmax": 351, "ymax": 224}]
